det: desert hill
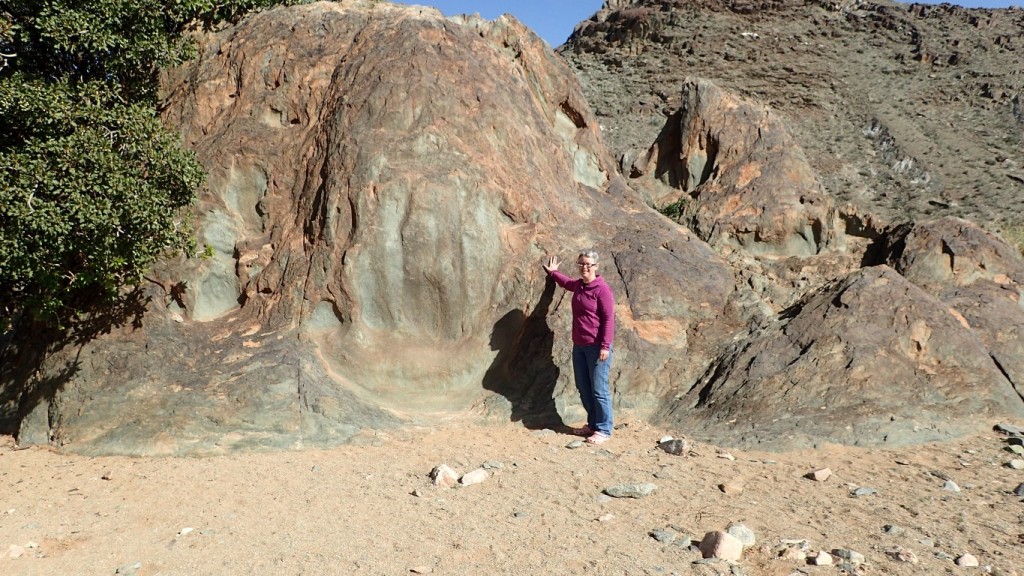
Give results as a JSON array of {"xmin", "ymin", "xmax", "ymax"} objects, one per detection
[{"xmin": 562, "ymin": 0, "xmax": 1024, "ymax": 237}]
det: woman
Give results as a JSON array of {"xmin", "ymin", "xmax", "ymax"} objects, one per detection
[{"xmin": 542, "ymin": 249, "xmax": 615, "ymax": 444}]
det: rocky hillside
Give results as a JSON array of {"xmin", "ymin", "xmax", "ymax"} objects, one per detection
[{"xmin": 561, "ymin": 0, "xmax": 1024, "ymax": 237}]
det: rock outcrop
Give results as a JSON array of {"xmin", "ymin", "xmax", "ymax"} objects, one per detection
[
  {"xmin": 660, "ymin": 265, "xmax": 1024, "ymax": 449},
  {"xmin": 4, "ymin": 1, "xmax": 742, "ymax": 454},
  {"xmin": 4, "ymin": 1, "xmax": 1024, "ymax": 455}
]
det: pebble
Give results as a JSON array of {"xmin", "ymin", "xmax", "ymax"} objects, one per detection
[
  {"xmin": 719, "ymin": 480, "xmax": 744, "ymax": 495},
  {"xmin": 883, "ymin": 524, "xmax": 905, "ymax": 535},
  {"xmin": 650, "ymin": 528, "xmax": 677, "ymax": 543},
  {"xmin": 430, "ymin": 464, "xmax": 459, "ymax": 488},
  {"xmin": 778, "ymin": 547, "xmax": 807, "ymax": 561},
  {"xmin": 1014, "ymin": 482, "xmax": 1024, "ymax": 496},
  {"xmin": 810, "ymin": 550, "xmax": 833, "ymax": 565},
  {"xmin": 658, "ymin": 438, "xmax": 688, "ymax": 455},
  {"xmin": 851, "ymin": 487, "xmax": 877, "ymax": 497},
  {"xmin": 1008, "ymin": 459, "xmax": 1024, "ymax": 470},
  {"xmin": 8, "ymin": 544, "xmax": 24, "ymax": 559},
  {"xmin": 115, "ymin": 561, "xmax": 142, "ymax": 575},
  {"xmin": 943, "ymin": 479, "xmax": 961, "ymax": 492},
  {"xmin": 726, "ymin": 523, "xmax": 755, "ymax": 547},
  {"xmin": 481, "ymin": 461, "xmax": 503, "ymax": 470},
  {"xmin": 531, "ymin": 429, "xmax": 555, "ymax": 437},
  {"xmin": 598, "ymin": 513, "xmax": 615, "ymax": 522},
  {"xmin": 459, "ymin": 468, "xmax": 489, "ymax": 486},
  {"xmin": 805, "ymin": 467, "xmax": 832, "ymax": 482},
  {"xmin": 604, "ymin": 483, "xmax": 657, "ymax": 498},
  {"xmin": 886, "ymin": 546, "xmax": 919, "ymax": 564},
  {"xmin": 717, "ymin": 452, "xmax": 736, "ymax": 461},
  {"xmin": 698, "ymin": 531, "xmax": 743, "ymax": 561},
  {"xmin": 409, "ymin": 566, "xmax": 433, "ymax": 574},
  {"xmin": 513, "ymin": 511, "xmax": 527, "ymax": 518},
  {"xmin": 177, "ymin": 527, "xmax": 193, "ymax": 537},
  {"xmin": 831, "ymin": 548, "xmax": 865, "ymax": 565},
  {"xmin": 956, "ymin": 553, "xmax": 980, "ymax": 567},
  {"xmin": 566, "ymin": 440, "xmax": 584, "ymax": 449}
]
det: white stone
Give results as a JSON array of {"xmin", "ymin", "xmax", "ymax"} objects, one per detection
[
  {"xmin": 956, "ymin": 553, "xmax": 980, "ymax": 567},
  {"xmin": 806, "ymin": 467, "xmax": 832, "ymax": 481},
  {"xmin": 430, "ymin": 464, "xmax": 459, "ymax": 488},
  {"xmin": 459, "ymin": 468, "xmax": 489, "ymax": 486},
  {"xmin": 726, "ymin": 523, "xmax": 756, "ymax": 547},
  {"xmin": 810, "ymin": 551, "xmax": 833, "ymax": 566}
]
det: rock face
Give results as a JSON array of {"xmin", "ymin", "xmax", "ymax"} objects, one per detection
[
  {"xmin": 4, "ymin": 1, "xmax": 1024, "ymax": 455},
  {"xmin": 3, "ymin": 1, "xmax": 741, "ymax": 454},
  {"xmin": 660, "ymin": 265, "xmax": 1024, "ymax": 449},
  {"xmin": 632, "ymin": 79, "xmax": 834, "ymax": 258}
]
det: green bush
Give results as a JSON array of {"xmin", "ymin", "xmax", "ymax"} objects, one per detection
[
  {"xmin": 0, "ymin": 0, "xmax": 293, "ymax": 329},
  {"xmin": 657, "ymin": 196, "xmax": 688, "ymax": 221}
]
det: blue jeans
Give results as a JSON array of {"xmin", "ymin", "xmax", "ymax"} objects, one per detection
[{"xmin": 571, "ymin": 345, "xmax": 613, "ymax": 436}]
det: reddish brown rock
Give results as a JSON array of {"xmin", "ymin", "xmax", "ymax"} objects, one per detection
[
  {"xmin": 630, "ymin": 78, "xmax": 835, "ymax": 258},
  {"xmin": 9, "ymin": 2, "xmax": 740, "ymax": 454}
]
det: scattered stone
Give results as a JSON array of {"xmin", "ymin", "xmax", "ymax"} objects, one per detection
[
  {"xmin": 101, "ymin": 471, "xmax": 113, "ymax": 481},
  {"xmin": 805, "ymin": 468, "xmax": 832, "ymax": 482},
  {"xmin": 717, "ymin": 452, "xmax": 736, "ymax": 461},
  {"xmin": 1008, "ymin": 459, "xmax": 1024, "ymax": 470},
  {"xmin": 566, "ymin": 440, "xmax": 584, "ymax": 449},
  {"xmin": 513, "ymin": 511, "xmax": 527, "ymax": 518},
  {"xmin": 1009, "ymin": 445, "xmax": 1024, "ymax": 455},
  {"xmin": 778, "ymin": 546, "xmax": 807, "ymax": 561},
  {"xmin": 658, "ymin": 435, "xmax": 674, "ymax": 444},
  {"xmin": 410, "ymin": 489, "xmax": 423, "ymax": 497},
  {"xmin": 852, "ymin": 487, "xmax": 877, "ymax": 497},
  {"xmin": 883, "ymin": 524, "xmax": 905, "ymax": 535},
  {"xmin": 810, "ymin": 550, "xmax": 834, "ymax": 565},
  {"xmin": 459, "ymin": 468, "xmax": 489, "ymax": 486},
  {"xmin": 675, "ymin": 535, "xmax": 693, "ymax": 549},
  {"xmin": 604, "ymin": 483, "xmax": 657, "ymax": 498},
  {"xmin": 943, "ymin": 480, "xmax": 961, "ymax": 492},
  {"xmin": 115, "ymin": 561, "xmax": 142, "ymax": 575},
  {"xmin": 481, "ymin": 461, "xmax": 503, "ymax": 470},
  {"xmin": 409, "ymin": 566, "xmax": 433, "ymax": 574},
  {"xmin": 935, "ymin": 551, "xmax": 954, "ymax": 561},
  {"xmin": 430, "ymin": 464, "xmax": 459, "ymax": 488},
  {"xmin": 886, "ymin": 546, "xmax": 919, "ymax": 564},
  {"xmin": 8, "ymin": 544, "xmax": 24, "ymax": 559},
  {"xmin": 719, "ymin": 480, "xmax": 744, "ymax": 495},
  {"xmin": 531, "ymin": 429, "xmax": 555, "ymax": 438},
  {"xmin": 598, "ymin": 513, "xmax": 615, "ymax": 522},
  {"xmin": 836, "ymin": 562, "xmax": 859, "ymax": 573},
  {"xmin": 919, "ymin": 537, "xmax": 935, "ymax": 547},
  {"xmin": 698, "ymin": 531, "xmax": 743, "ymax": 561},
  {"xmin": 832, "ymin": 548, "xmax": 866, "ymax": 565},
  {"xmin": 650, "ymin": 528, "xmax": 677, "ymax": 543},
  {"xmin": 1014, "ymin": 482, "xmax": 1024, "ymax": 496},
  {"xmin": 658, "ymin": 438, "xmax": 689, "ymax": 455},
  {"xmin": 995, "ymin": 423, "xmax": 1024, "ymax": 436},
  {"xmin": 956, "ymin": 553, "xmax": 980, "ymax": 567},
  {"xmin": 726, "ymin": 523, "xmax": 756, "ymax": 547}
]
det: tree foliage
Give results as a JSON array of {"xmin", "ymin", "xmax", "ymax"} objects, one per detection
[{"xmin": 0, "ymin": 0, "xmax": 292, "ymax": 329}]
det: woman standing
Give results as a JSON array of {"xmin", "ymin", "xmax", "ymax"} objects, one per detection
[{"xmin": 543, "ymin": 249, "xmax": 615, "ymax": 444}]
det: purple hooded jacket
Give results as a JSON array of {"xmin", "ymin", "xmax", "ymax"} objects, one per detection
[{"xmin": 548, "ymin": 269, "xmax": 615, "ymax": 351}]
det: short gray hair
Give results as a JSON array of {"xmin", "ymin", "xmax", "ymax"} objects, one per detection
[{"xmin": 577, "ymin": 249, "xmax": 599, "ymax": 263}]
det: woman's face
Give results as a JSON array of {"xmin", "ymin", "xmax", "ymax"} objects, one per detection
[{"xmin": 577, "ymin": 256, "xmax": 598, "ymax": 283}]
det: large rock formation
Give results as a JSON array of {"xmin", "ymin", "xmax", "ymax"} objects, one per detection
[
  {"xmin": 3, "ymin": 0, "xmax": 1023, "ymax": 455},
  {"xmin": 4, "ymin": 1, "xmax": 741, "ymax": 455}
]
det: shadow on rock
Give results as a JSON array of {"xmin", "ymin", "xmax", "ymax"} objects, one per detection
[{"xmin": 483, "ymin": 279, "xmax": 568, "ymax": 432}]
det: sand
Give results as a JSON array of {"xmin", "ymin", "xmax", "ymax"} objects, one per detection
[{"xmin": 2, "ymin": 420, "xmax": 1023, "ymax": 575}]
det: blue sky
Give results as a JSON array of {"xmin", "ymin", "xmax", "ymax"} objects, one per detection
[{"xmin": 393, "ymin": 0, "xmax": 1022, "ymax": 47}]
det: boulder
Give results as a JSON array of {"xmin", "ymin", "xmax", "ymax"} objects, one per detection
[
  {"xmin": 6, "ymin": 2, "xmax": 740, "ymax": 454},
  {"xmin": 657, "ymin": 265, "xmax": 1024, "ymax": 450}
]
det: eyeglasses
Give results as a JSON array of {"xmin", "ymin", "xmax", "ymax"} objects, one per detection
[{"xmin": 577, "ymin": 262, "xmax": 597, "ymax": 269}]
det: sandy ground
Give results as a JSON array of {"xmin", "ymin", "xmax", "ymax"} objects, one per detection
[{"xmin": 2, "ymin": 419, "xmax": 1023, "ymax": 576}]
